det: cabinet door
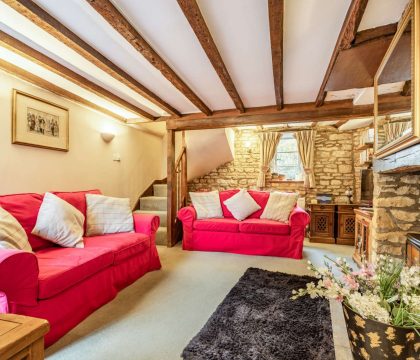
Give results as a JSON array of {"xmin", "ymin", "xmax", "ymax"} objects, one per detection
[
  {"xmin": 311, "ymin": 212, "xmax": 334, "ymax": 238},
  {"xmin": 337, "ymin": 213, "xmax": 356, "ymax": 245}
]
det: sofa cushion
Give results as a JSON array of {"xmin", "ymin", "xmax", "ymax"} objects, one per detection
[
  {"xmin": 36, "ymin": 247, "xmax": 113, "ymax": 299},
  {"xmin": 32, "ymin": 193, "xmax": 85, "ymax": 248},
  {"xmin": 83, "ymin": 233, "xmax": 150, "ymax": 264},
  {"xmin": 52, "ymin": 190, "xmax": 102, "ymax": 218},
  {"xmin": 0, "ymin": 193, "xmax": 50, "ymax": 251},
  {"xmin": 193, "ymin": 218, "xmax": 240, "ymax": 233},
  {"xmin": 239, "ymin": 219, "xmax": 290, "ymax": 235},
  {"xmin": 52, "ymin": 190, "xmax": 101, "ymax": 233},
  {"xmin": 219, "ymin": 190, "xmax": 270, "ymax": 219}
]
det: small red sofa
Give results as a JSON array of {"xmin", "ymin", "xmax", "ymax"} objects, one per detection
[
  {"xmin": 178, "ymin": 190, "xmax": 310, "ymax": 259},
  {"xmin": 0, "ymin": 190, "xmax": 161, "ymax": 347}
]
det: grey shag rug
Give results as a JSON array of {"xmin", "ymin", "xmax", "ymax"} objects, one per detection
[{"xmin": 182, "ymin": 268, "xmax": 335, "ymax": 360}]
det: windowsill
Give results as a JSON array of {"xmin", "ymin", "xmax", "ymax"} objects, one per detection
[{"xmin": 269, "ymin": 179, "xmax": 304, "ymax": 184}]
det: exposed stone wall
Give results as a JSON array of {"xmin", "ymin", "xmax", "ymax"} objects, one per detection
[
  {"xmin": 371, "ymin": 172, "xmax": 420, "ymax": 259},
  {"xmin": 306, "ymin": 131, "xmax": 354, "ymax": 204},
  {"xmin": 189, "ymin": 128, "xmax": 356, "ymax": 205}
]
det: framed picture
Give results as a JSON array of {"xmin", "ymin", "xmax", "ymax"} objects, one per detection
[{"xmin": 12, "ymin": 89, "xmax": 69, "ymax": 152}]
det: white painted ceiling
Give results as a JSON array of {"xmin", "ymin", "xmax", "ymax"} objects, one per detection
[{"xmin": 0, "ymin": 0, "xmax": 410, "ymax": 121}]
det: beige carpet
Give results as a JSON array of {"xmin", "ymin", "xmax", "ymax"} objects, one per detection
[{"xmin": 46, "ymin": 241, "xmax": 353, "ymax": 360}]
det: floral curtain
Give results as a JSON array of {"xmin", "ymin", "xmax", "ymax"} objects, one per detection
[
  {"xmin": 256, "ymin": 132, "xmax": 281, "ymax": 188},
  {"xmin": 295, "ymin": 130, "xmax": 316, "ymax": 188}
]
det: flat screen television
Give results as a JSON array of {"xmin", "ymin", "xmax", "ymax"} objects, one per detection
[{"xmin": 360, "ymin": 169, "xmax": 374, "ymax": 205}]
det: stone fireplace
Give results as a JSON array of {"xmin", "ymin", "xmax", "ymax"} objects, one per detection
[{"xmin": 371, "ymin": 145, "xmax": 420, "ymax": 260}]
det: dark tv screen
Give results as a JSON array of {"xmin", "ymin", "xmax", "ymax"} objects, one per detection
[{"xmin": 361, "ymin": 169, "xmax": 374, "ymax": 203}]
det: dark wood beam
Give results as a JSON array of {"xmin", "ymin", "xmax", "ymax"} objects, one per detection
[
  {"xmin": 177, "ymin": 0, "xmax": 244, "ymax": 113},
  {"xmin": 354, "ymin": 22, "xmax": 398, "ymax": 45},
  {"xmin": 3, "ymin": 0, "xmax": 181, "ymax": 117},
  {"xmin": 315, "ymin": 0, "xmax": 369, "ymax": 106},
  {"xmin": 0, "ymin": 30, "xmax": 155, "ymax": 120},
  {"xmin": 167, "ymin": 94, "xmax": 410, "ymax": 131},
  {"xmin": 86, "ymin": 0, "xmax": 212, "ymax": 116},
  {"xmin": 334, "ymin": 119, "xmax": 349, "ymax": 128},
  {"xmin": 166, "ymin": 129, "xmax": 176, "ymax": 247},
  {"xmin": 401, "ymin": 80, "xmax": 411, "ymax": 96},
  {"xmin": 268, "ymin": 0, "xmax": 284, "ymax": 110},
  {"xmin": 0, "ymin": 58, "xmax": 126, "ymax": 121}
]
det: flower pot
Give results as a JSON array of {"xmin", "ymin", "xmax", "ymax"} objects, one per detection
[{"xmin": 342, "ymin": 303, "xmax": 419, "ymax": 359}]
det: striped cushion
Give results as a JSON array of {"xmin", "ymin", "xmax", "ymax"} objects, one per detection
[
  {"xmin": 85, "ymin": 194, "xmax": 134, "ymax": 236},
  {"xmin": 260, "ymin": 192, "xmax": 299, "ymax": 223},
  {"xmin": 0, "ymin": 206, "xmax": 32, "ymax": 252},
  {"xmin": 190, "ymin": 191, "xmax": 223, "ymax": 219}
]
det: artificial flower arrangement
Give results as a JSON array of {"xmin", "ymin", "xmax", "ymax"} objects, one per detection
[
  {"xmin": 292, "ymin": 256, "xmax": 420, "ymax": 359},
  {"xmin": 292, "ymin": 255, "xmax": 420, "ymax": 331}
]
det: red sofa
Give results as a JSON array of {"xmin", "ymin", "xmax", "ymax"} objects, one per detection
[
  {"xmin": 0, "ymin": 190, "xmax": 161, "ymax": 347},
  {"xmin": 178, "ymin": 190, "xmax": 310, "ymax": 259}
]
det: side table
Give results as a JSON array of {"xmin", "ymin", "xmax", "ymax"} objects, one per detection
[{"xmin": 0, "ymin": 314, "xmax": 49, "ymax": 360}]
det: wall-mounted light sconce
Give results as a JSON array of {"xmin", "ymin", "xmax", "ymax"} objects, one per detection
[
  {"xmin": 243, "ymin": 140, "xmax": 253, "ymax": 153},
  {"xmin": 101, "ymin": 132, "xmax": 115, "ymax": 143}
]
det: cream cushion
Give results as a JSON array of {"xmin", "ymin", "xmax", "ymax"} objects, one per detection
[
  {"xmin": 0, "ymin": 206, "xmax": 32, "ymax": 252},
  {"xmin": 190, "ymin": 191, "xmax": 223, "ymax": 219},
  {"xmin": 261, "ymin": 191, "xmax": 299, "ymax": 223},
  {"xmin": 85, "ymin": 194, "xmax": 134, "ymax": 236},
  {"xmin": 32, "ymin": 192, "xmax": 84, "ymax": 248},
  {"xmin": 223, "ymin": 189, "xmax": 261, "ymax": 221}
]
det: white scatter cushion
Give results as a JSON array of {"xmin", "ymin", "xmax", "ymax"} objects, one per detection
[
  {"xmin": 223, "ymin": 189, "xmax": 261, "ymax": 221},
  {"xmin": 0, "ymin": 206, "xmax": 32, "ymax": 252},
  {"xmin": 261, "ymin": 192, "xmax": 299, "ymax": 222},
  {"xmin": 32, "ymin": 192, "xmax": 84, "ymax": 248},
  {"xmin": 85, "ymin": 194, "xmax": 134, "ymax": 236},
  {"xmin": 190, "ymin": 191, "xmax": 223, "ymax": 219}
]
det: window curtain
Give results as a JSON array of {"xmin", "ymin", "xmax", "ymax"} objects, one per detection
[
  {"xmin": 383, "ymin": 121, "xmax": 411, "ymax": 143},
  {"xmin": 295, "ymin": 130, "xmax": 316, "ymax": 188},
  {"xmin": 256, "ymin": 132, "xmax": 281, "ymax": 189}
]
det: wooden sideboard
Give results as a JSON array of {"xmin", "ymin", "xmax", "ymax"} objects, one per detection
[
  {"xmin": 406, "ymin": 233, "xmax": 420, "ymax": 266},
  {"xmin": 353, "ymin": 209, "xmax": 373, "ymax": 266},
  {"xmin": 308, "ymin": 204, "xmax": 359, "ymax": 245}
]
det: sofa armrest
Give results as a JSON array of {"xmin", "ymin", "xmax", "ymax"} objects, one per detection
[
  {"xmin": 289, "ymin": 206, "xmax": 310, "ymax": 227},
  {"xmin": 177, "ymin": 207, "xmax": 197, "ymax": 250},
  {"xmin": 0, "ymin": 249, "xmax": 39, "ymax": 307},
  {"xmin": 177, "ymin": 206, "xmax": 197, "ymax": 226},
  {"xmin": 133, "ymin": 213, "xmax": 160, "ymax": 236}
]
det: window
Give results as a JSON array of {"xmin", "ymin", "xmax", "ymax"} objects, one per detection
[{"xmin": 271, "ymin": 133, "xmax": 303, "ymax": 181}]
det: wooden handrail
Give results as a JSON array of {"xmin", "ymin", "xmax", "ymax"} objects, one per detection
[{"xmin": 175, "ymin": 146, "xmax": 186, "ymax": 169}]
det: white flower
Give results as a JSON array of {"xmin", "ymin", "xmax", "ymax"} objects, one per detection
[
  {"xmin": 400, "ymin": 266, "xmax": 420, "ymax": 288},
  {"xmin": 347, "ymin": 293, "xmax": 390, "ymax": 324}
]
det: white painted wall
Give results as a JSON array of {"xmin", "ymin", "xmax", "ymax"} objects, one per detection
[{"xmin": 0, "ymin": 71, "xmax": 164, "ymax": 206}]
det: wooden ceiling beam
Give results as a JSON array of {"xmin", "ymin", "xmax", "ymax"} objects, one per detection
[
  {"xmin": 177, "ymin": 0, "xmax": 244, "ymax": 113},
  {"xmin": 2, "ymin": 0, "xmax": 181, "ymax": 117},
  {"xmin": 167, "ymin": 94, "xmax": 409, "ymax": 131},
  {"xmin": 354, "ymin": 22, "xmax": 398, "ymax": 45},
  {"xmin": 86, "ymin": 0, "xmax": 212, "ymax": 116},
  {"xmin": 268, "ymin": 0, "xmax": 284, "ymax": 110},
  {"xmin": 334, "ymin": 119, "xmax": 349, "ymax": 128},
  {"xmin": 0, "ymin": 30, "xmax": 155, "ymax": 120},
  {"xmin": 315, "ymin": 0, "xmax": 369, "ymax": 106},
  {"xmin": 0, "ymin": 58, "xmax": 127, "ymax": 122}
]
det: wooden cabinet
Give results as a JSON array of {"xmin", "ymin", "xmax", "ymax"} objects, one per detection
[
  {"xmin": 353, "ymin": 209, "xmax": 373, "ymax": 266},
  {"xmin": 309, "ymin": 204, "xmax": 335, "ymax": 243},
  {"xmin": 406, "ymin": 234, "xmax": 420, "ymax": 266},
  {"xmin": 309, "ymin": 204, "xmax": 358, "ymax": 245}
]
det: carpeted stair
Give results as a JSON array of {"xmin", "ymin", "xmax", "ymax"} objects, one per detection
[{"xmin": 134, "ymin": 184, "xmax": 167, "ymax": 246}]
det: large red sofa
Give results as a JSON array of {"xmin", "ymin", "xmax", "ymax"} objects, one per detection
[
  {"xmin": 0, "ymin": 190, "xmax": 161, "ymax": 347},
  {"xmin": 178, "ymin": 190, "xmax": 310, "ymax": 259}
]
